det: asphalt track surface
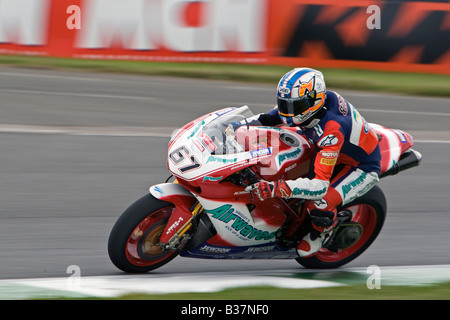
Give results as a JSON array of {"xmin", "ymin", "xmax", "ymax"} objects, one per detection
[{"xmin": 0, "ymin": 66, "xmax": 449, "ymax": 280}]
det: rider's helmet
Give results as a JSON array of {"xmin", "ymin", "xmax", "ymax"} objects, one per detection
[{"xmin": 276, "ymin": 67, "xmax": 326, "ymax": 126}]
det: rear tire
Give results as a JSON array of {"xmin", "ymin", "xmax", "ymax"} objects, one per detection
[
  {"xmin": 296, "ymin": 185, "xmax": 386, "ymax": 269},
  {"xmin": 108, "ymin": 194, "xmax": 178, "ymax": 273}
]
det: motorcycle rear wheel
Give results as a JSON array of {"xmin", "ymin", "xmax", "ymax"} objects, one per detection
[
  {"xmin": 108, "ymin": 194, "xmax": 178, "ymax": 273},
  {"xmin": 296, "ymin": 184, "xmax": 386, "ymax": 269}
]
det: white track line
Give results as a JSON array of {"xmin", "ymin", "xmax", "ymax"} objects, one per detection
[
  {"xmin": 0, "ymin": 274, "xmax": 342, "ymax": 299},
  {"xmin": 0, "ymin": 124, "xmax": 176, "ymax": 137},
  {"xmin": 1, "ymin": 89, "xmax": 157, "ymax": 101},
  {"xmin": 1, "ymin": 265, "xmax": 450, "ymax": 299},
  {"xmin": 1, "ymin": 124, "xmax": 449, "ymax": 143}
]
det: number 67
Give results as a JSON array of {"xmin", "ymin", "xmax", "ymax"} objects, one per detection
[{"xmin": 169, "ymin": 146, "xmax": 201, "ymax": 173}]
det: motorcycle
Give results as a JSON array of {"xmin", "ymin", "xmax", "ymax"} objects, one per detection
[{"xmin": 108, "ymin": 106, "xmax": 422, "ymax": 272}]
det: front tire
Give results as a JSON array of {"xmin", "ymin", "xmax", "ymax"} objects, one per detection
[
  {"xmin": 108, "ymin": 194, "xmax": 178, "ymax": 273},
  {"xmin": 296, "ymin": 185, "xmax": 386, "ymax": 269}
]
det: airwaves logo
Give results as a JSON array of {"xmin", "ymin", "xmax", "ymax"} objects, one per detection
[
  {"xmin": 277, "ymin": 148, "xmax": 302, "ymax": 166},
  {"xmin": 205, "ymin": 205, "xmax": 276, "ymax": 241}
]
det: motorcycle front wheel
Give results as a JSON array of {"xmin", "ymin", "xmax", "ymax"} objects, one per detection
[
  {"xmin": 296, "ymin": 184, "xmax": 386, "ymax": 269},
  {"xmin": 108, "ymin": 194, "xmax": 178, "ymax": 273}
]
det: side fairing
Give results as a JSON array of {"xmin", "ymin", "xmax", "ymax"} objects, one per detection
[{"xmin": 196, "ymin": 197, "xmax": 286, "ymax": 247}]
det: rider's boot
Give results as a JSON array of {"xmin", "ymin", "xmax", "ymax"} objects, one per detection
[
  {"xmin": 297, "ymin": 229, "xmax": 332, "ymax": 257},
  {"xmin": 296, "ymin": 209, "xmax": 337, "ymax": 258}
]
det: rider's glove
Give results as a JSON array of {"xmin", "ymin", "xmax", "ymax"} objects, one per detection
[
  {"xmin": 225, "ymin": 121, "xmax": 243, "ymax": 135},
  {"xmin": 245, "ymin": 179, "xmax": 293, "ymax": 201},
  {"xmin": 228, "ymin": 121, "xmax": 243, "ymax": 131}
]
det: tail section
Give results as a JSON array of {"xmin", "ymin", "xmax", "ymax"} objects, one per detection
[{"xmin": 370, "ymin": 123, "xmax": 422, "ymax": 177}]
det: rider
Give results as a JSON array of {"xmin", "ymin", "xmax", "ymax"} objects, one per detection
[{"xmin": 233, "ymin": 67, "xmax": 381, "ymax": 257}]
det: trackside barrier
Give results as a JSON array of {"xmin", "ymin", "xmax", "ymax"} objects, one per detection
[{"xmin": 0, "ymin": 0, "xmax": 449, "ymax": 74}]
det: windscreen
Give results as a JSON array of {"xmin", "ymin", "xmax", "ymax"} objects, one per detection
[
  {"xmin": 201, "ymin": 106, "xmax": 262, "ymax": 155},
  {"xmin": 202, "ymin": 114, "xmax": 246, "ymax": 155}
]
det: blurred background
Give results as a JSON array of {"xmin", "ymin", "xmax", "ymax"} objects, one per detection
[
  {"xmin": 0, "ymin": 0, "xmax": 449, "ymax": 298},
  {"xmin": 1, "ymin": 0, "xmax": 449, "ymax": 73}
]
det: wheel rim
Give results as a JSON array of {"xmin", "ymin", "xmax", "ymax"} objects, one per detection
[
  {"xmin": 314, "ymin": 204, "xmax": 378, "ymax": 263},
  {"xmin": 125, "ymin": 206, "xmax": 177, "ymax": 267}
]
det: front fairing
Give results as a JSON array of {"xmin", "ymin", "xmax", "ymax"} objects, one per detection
[
  {"xmin": 167, "ymin": 106, "xmax": 262, "ymax": 181},
  {"xmin": 167, "ymin": 106, "xmax": 314, "ymax": 199}
]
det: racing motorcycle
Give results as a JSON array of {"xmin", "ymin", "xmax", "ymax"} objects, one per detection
[{"xmin": 108, "ymin": 106, "xmax": 422, "ymax": 272}]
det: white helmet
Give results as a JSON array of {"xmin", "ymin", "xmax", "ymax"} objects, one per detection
[{"xmin": 276, "ymin": 67, "xmax": 326, "ymax": 126}]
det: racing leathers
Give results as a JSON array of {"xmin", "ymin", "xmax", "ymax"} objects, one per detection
[{"xmin": 243, "ymin": 91, "xmax": 381, "ymax": 257}]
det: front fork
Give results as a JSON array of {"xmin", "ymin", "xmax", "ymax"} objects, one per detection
[
  {"xmin": 161, "ymin": 202, "xmax": 203, "ymax": 250},
  {"xmin": 149, "ymin": 183, "xmax": 202, "ymax": 251}
]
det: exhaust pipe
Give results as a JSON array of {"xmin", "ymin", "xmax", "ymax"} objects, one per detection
[{"xmin": 380, "ymin": 149, "xmax": 422, "ymax": 178}]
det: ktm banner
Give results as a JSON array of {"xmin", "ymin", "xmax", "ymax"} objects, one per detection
[
  {"xmin": 267, "ymin": 0, "xmax": 450, "ymax": 74},
  {"xmin": 0, "ymin": 0, "xmax": 449, "ymax": 74}
]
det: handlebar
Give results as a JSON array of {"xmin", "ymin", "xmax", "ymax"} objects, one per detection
[{"xmin": 239, "ymin": 167, "xmax": 260, "ymax": 187}]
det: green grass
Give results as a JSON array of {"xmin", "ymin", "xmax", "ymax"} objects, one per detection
[
  {"xmin": 45, "ymin": 283, "xmax": 450, "ymax": 300},
  {"xmin": 1, "ymin": 55, "xmax": 449, "ymax": 97},
  {"xmin": 115, "ymin": 283, "xmax": 450, "ymax": 300}
]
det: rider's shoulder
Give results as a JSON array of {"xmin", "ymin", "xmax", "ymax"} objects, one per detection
[
  {"xmin": 325, "ymin": 91, "xmax": 352, "ymax": 116},
  {"xmin": 325, "ymin": 90, "xmax": 347, "ymax": 104}
]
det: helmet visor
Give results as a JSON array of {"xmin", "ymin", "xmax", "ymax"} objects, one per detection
[{"xmin": 277, "ymin": 91, "xmax": 317, "ymax": 117}]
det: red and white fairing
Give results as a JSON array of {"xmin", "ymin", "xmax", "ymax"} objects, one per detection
[
  {"xmin": 165, "ymin": 106, "xmax": 314, "ymax": 246},
  {"xmin": 159, "ymin": 106, "xmax": 415, "ymax": 248},
  {"xmin": 167, "ymin": 106, "xmax": 314, "ymax": 194},
  {"xmin": 370, "ymin": 123, "xmax": 415, "ymax": 174}
]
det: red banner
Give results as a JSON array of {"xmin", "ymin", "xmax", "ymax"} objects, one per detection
[{"xmin": 0, "ymin": 0, "xmax": 449, "ymax": 74}]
